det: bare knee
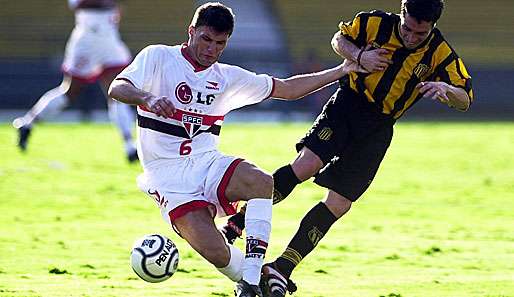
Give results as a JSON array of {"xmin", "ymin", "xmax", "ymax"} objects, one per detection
[
  {"xmin": 292, "ymin": 147, "xmax": 324, "ymax": 181},
  {"xmin": 323, "ymin": 191, "xmax": 352, "ymax": 218}
]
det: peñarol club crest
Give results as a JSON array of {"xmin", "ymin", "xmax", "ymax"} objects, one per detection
[
  {"xmin": 414, "ymin": 63, "xmax": 430, "ymax": 79},
  {"xmin": 182, "ymin": 114, "xmax": 203, "ymax": 138}
]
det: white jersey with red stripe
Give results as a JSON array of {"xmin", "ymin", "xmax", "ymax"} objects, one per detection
[
  {"xmin": 62, "ymin": 0, "xmax": 129, "ymax": 81},
  {"xmin": 116, "ymin": 44, "xmax": 274, "ymax": 169}
]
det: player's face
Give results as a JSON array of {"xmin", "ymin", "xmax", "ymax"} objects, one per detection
[
  {"xmin": 187, "ymin": 26, "xmax": 230, "ymax": 67},
  {"xmin": 399, "ymin": 12, "xmax": 434, "ymax": 49}
]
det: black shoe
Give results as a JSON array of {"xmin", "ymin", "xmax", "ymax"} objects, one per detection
[
  {"xmin": 17, "ymin": 126, "xmax": 32, "ymax": 152},
  {"xmin": 235, "ymin": 279, "xmax": 263, "ymax": 297},
  {"xmin": 127, "ymin": 150, "xmax": 139, "ymax": 163},
  {"xmin": 260, "ymin": 263, "xmax": 297, "ymax": 297}
]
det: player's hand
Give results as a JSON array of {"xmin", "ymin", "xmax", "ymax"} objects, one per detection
[
  {"xmin": 417, "ymin": 81, "xmax": 450, "ymax": 103},
  {"xmin": 342, "ymin": 59, "xmax": 369, "ymax": 74},
  {"xmin": 359, "ymin": 45, "xmax": 393, "ymax": 73},
  {"xmin": 144, "ymin": 95, "xmax": 176, "ymax": 118}
]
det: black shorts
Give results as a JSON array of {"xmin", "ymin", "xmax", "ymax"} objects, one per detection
[{"xmin": 297, "ymin": 87, "xmax": 395, "ymax": 201}]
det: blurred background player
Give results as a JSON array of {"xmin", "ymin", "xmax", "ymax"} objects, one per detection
[{"xmin": 12, "ymin": 0, "xmax": 137, "ymax": 162}]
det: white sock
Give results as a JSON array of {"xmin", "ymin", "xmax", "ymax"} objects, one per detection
[
  {"xmin": 242, "ymin": 198, "xmax": 272, "ymax": 285},
  {"xmin": 108, "ymin": 100, "xmax": 136, "ymax": 153},
  {"xmin": 25, "ymin": 86, "xmax": 69, "ymax": 125},
  {"xmin": 216, "ymin": 244, "xmax": 244, "ymax": 282}
]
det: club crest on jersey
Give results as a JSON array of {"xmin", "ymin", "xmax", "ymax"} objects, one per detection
[
  {"xmin": 182, "ymin": 114, "xmax": 203, "ymax": 138},
  {"xmin": 318, "ymin": 127, "xmax": 333, "ymax": 141},
  {"xmin": 414, "ymin": 63, "xmax": 430, "ymax": 79},
  {"xmin": 175, "ymin": 82, "xmax": 193, "ymax": 104}
]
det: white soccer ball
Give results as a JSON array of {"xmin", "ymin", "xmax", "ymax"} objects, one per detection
[{"xmin": 130, "ymin": 234, "xmax": 179, "ymax": 283}]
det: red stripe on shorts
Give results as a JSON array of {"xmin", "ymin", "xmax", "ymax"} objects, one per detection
[
  {"xmin": 217, "ymin": 158, "xmax": 243, "ymax": 216},
  {"xmin": 168, "ymin": 200, "xmax": 213, "ymax": 222}
]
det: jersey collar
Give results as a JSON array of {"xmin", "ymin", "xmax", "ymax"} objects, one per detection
[{"xmin": 181, "ymin": 43, "xmax": 209, "ymax": 72}]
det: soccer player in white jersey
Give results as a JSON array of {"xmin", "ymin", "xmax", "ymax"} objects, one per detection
[
  {"xmin": 109, "ymin": 3, "xmax": 364, "ymax": 297},
  {"xmin": 12, "ymin": 0, "xmax": 138, "ymax": 162}
]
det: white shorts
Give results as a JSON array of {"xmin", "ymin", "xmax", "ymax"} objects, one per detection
[
  {"xmin": 62, "ymin": 25, "xmax": 131, "ymax": 82},
  {"xmin": 136, "ymin": 151, "xmax": 242, "ymax": 227}
]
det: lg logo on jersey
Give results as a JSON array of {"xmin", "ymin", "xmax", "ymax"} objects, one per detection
[{"xmin": 175, "ymin": 82, "xmax": 216, "ymax": 105}]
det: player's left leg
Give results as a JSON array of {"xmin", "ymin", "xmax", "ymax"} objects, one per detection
[
  {"xmin": 262, "ymin": 190, "xmax": 351, "ymax": 296},
  {"xmin": 224, "ymin": 160, "xmax": 273, "ymax": 295},
  {"xmin": 99, "ymin": 67, "xmax": 138, "ymax": 162},
  {"xmin": 13, "ymin": 75, "xmax": 85, "ymax": 151},
  {"xmin": 221, "ymin": 147, "xmax": 323, "ymax": 244},
  {"xmin": 172, "ymin": 206, "xmax": 256, "ymax": 295}
]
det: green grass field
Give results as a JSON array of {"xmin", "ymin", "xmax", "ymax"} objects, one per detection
[{"xmin": 0, "ymin": 122, "xmax": 513, "ymax": 297}]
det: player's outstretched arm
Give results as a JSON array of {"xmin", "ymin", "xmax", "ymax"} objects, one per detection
[
  {"xmin": 108, "ymin": 79, "xmax": 176, "ymax": 118},
  {"xmin": 416, "ymin": 81, "xmax": 471, "ymax": 112},
  {"xmin": 271, "ymin": 59, "xmax": 362, "ymax": 101}
]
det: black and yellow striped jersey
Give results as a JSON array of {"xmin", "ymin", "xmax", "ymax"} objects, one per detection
[{"xmin": 339, "ymin": 10, "xmax": 473, "ymax": 119}]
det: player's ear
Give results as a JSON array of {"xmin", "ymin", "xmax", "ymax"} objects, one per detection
[{"xmin": 188, "ymin": 26, "xmax": 195, "ymax": 38}]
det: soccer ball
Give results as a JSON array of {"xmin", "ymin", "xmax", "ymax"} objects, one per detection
[{"xmin": 130, "ymin": 234, "xmax": 179, "ymax": 283}]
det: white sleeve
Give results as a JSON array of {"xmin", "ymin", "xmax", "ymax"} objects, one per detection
[
  {"xmin": 225, "ymin": 66, "xmax": 274, "ymax": 110},
  {"xmin": 116, "ymin": 45, "xmax": 159, "ymax": 90}
]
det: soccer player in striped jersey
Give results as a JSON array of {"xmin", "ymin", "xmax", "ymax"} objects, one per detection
[
  {"xmin": 222, "ymin": 1, "xmax": 473, "ymax": 296},
  {"xmin": 12, "ymin": 0, "xmax": 138, "ymax": 162}
]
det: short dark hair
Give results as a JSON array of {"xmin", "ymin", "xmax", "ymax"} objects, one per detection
[
  {"xmin": 190, "ymin": 2, "xmax": 235, "ymax": 36},
  {"xmin": 401, "ymin": 0, "xmax": 444, "ymax": 24}
]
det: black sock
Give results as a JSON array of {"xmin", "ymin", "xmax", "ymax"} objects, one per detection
[
  {"xmin": 222, "ymin": 211, "xmax": 245, "ymax": 244},
  {"xmin": 273, "ymin": 164, "xmax": 301, "ymax": 204},
  {"xmin": 229, "ymin": 210, "xmax": 245, "ymax": 228},
  {"xmin": 223, "ymin": 165, "xmax": 300, "ymax": 242},
  {"xmin": 275, "ymin": 202, "xmax": 337, "ymax": 278}
]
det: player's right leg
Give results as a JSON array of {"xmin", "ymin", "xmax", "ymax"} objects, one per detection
[
  {"xmin": 12, "ymin": 75, "xmax": 84, "ymax": 151},
  {"xmin": 173, "ymin": 207, "xmax": 234, "ymax": 270},
  {"xmin": 172, "ymin": 206, "xmax": 262, "ymax": 297},
  {"xmin": 97, "ymin": 30, "xmax": 134, "ymax": 162},
  {"xmin": 261, "ymin": 191, "xmax": 351, "ymax": 296},
  {"xmin": 100, "ymin": 69, "xmax": 138, "ymax": 163}
]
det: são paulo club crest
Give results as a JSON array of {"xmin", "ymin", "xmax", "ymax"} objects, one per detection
[
  {"xmin": 182, "ymin": 113, "xmax": 203, "ymax": 138},
  {"xmin": 175, "ymin": 82, "xmax": 193, "ymax": 104}
]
